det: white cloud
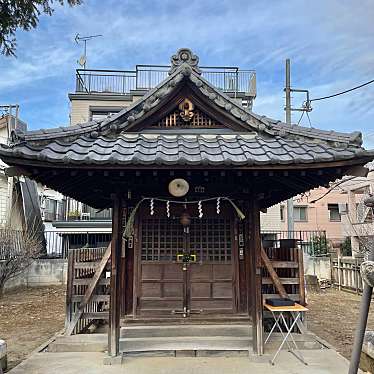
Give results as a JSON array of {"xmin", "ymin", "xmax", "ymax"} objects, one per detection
[{"xmin": 0, "ymin": 0, "xmax": 373, "ymax": 142}]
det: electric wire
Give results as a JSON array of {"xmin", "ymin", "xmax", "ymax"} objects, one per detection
[
  {"xmin": 310, "ymin": 79, "xmax": 374, "ymax": 102},
  {"xmin": 309, "ymin": 176, "xmax": 358, "ymax": 203}
]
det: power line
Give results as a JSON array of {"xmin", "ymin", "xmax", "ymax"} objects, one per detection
[{"xmin": 310, "ymin": 78, "xmax": 374, "ymax": 102}]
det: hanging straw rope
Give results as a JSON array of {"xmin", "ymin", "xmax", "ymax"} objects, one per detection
[{"xmin": 123, "ymin": 196, "xmax": 245, "ymax": 238}]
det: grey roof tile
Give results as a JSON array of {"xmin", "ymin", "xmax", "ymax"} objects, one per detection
[{"xmin": 2, "ymin": 133, "xmax": 368, "ymax": 167}]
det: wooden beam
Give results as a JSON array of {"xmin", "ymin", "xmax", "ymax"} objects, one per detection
[
  {"xmin": 260, "ymin": 248, "xmax": 288, "ymax": 298},
  {"xmin": 247, "ymin": 200, "xmax": 263, "ymax": 355},
  {"xmin": 64, "ymin": 243, "xmax": 111, "ymax": 336},
  {"xmin": 297, "ymin": 246, "xmax": 306, "ymax": 305},
  {"xmin": 108, "ymin": 194, "xmax": 123, "ymax": 357},
  {"xmin": 65, "ymin": 249, "xmax": 75, "ymax": 330}
]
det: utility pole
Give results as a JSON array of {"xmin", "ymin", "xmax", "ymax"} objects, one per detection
[
  {"xmin": 285, "ymin": 59, "xmax": 294, "ymax": 234},
  {"xmin": 349, "ymin": 197, "xmax": 374, "ymax": 374}
]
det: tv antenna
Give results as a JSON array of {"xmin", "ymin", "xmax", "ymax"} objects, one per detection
[{"xmin": 75, "ymin": 33, "xmax": 103, "ymax": 69}]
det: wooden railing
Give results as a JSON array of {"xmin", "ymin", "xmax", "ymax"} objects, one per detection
[
  {"xmin": 65, "ymin": 245, "xmax": 110, "ymax": 335},
  {"xmin": 262, "ymin": 238, "xmax": 305, "ymax": 305},
  {"xmin": 332, "ymin": 256, "xmax": 364, "ymax": 293}
]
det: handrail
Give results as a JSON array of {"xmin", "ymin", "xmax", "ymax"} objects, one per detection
[
  {"xmin": 74, "ymin": 66, "xmax": 256, "ymax": 96},
  {"xmin": 76, "ymin": 68, "xmax": 136, "ymax": 74}
]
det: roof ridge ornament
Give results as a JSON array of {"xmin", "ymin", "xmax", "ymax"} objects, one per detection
[{"xmin": 169, "ymin": 48, "xmax": 201, "ymax": 75}]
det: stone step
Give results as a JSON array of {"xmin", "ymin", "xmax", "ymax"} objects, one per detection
[
  {"xmin": 120, "ymin": 324, "xmax": 253, "ymax": 352},
  {"xmin": 119, "ymin": 335, "xmax": 252, "ymax": 352},
  {"xmin": 47, "ymin": 326, "xmax": 322, "ymax": 354},
  {"xmin": 48, "ymin": 334, "xmax": 107, "ymax": 353},
  {"xmin": 121, "ymin": 324, "xmax": 252, "ymax": 338}
]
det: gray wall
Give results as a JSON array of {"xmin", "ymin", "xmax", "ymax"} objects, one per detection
[
  {"xmin": 304, "ymin": 254, "xmax": 331, "ymax": 280},
  {"xmin": 5, "ymin": 259, "xmax": 68, "ymax": 289}
]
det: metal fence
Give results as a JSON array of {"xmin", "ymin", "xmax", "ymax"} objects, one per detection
[
  {"xmin": 2, "ymin": 229, "xmax": 327, "ymax": 259},
  {"xmin": 43, "ymin": 231, "xmax": 112, "ymax": 258},
  {"xmin": 76, "ymin": 65, "xmax": 256, "ymax": 97},
  {"xmin": 261, "ymin": 230, "xmax": 329, "ymax": 257}
]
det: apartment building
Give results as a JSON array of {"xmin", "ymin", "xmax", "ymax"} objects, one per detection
[{"xmin": 0, "ymin": 114, "xmax": 29, "ymax": 229}]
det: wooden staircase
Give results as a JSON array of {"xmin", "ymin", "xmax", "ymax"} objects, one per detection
[{"xmin": 65, "ymin": 244, "xmax": 111, "ymax": 335}]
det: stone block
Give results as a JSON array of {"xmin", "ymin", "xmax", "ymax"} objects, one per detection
[
  {"xmin": 103, "ymin": 354, "xmax": 123, "ymax": 365},
  {"xmin": 0, "ymin": 339, "xmax": 7, "ymax": 371}
]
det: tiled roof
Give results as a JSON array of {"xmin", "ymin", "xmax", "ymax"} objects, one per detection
[
  {"xmin": 8, "ymin": 58, "xmax": 363, "ymax": 148},
  {"xmin": 1, "ymin": 133, "xmax": 371, "ymax": 167}
]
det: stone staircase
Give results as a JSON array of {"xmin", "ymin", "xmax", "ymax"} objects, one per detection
[
  {"xmin": 120, "ymin": 324, "xmax": 252, "ymax": 353},
  {"xmin": 47, "ymin": 324, "xmax": 323, "ymax": 356}
]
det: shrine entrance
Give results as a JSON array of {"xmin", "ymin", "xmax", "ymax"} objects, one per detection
[{"xmin": 134, "ymin": 204, "xmax": 239, "ymax": 317}]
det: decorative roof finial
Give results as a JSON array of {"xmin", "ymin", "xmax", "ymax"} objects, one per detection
[{"xmin": 169, "ymin": 48, "xmax": 201, "ymax": 75}]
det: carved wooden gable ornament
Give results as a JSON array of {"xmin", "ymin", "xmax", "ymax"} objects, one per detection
[{"xmin": 152, "ymin": 98, "xmax": 224, "ymax": 128}]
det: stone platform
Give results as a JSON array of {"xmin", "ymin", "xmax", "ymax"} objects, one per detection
[{"xmin": 8, "ymin": 350, "xmax": 360, "ymax": 374}]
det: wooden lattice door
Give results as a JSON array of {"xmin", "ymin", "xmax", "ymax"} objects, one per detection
[{"xmin": 135, "ymin": 208, "xmax": 237, "ymax": 317}]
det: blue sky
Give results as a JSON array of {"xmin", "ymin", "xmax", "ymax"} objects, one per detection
[{"xmin": 1, "ymin": 0, "xmax": 373, "ymax": 147}]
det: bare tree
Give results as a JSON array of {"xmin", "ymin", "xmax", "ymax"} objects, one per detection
[
  {"xmin": 0, "ymin": 226, "xmax": 43, "ymax": 298},
  {"xmin": 344, "ymin": 187, "xmax": 374, "ymax": 258}
]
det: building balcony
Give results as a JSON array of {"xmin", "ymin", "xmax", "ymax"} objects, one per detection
[{"xmin": 75, "ymin": 65, "xmax": 256, "ymax": 99}]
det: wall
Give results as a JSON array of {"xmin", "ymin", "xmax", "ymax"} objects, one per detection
[
  {"xmin": 280, "ymin": 187, "xmax": 349, "ymax": 243},
  {"xmin": 303, "ymin": 253, "xmax": 331, "ymax": 280},
  {"xmin": 0, "ymin": 175, "xmax": 8, "ymax": 226},
  {"xmin": 260, "ymin": 203, "xmax": 282, "ymax": 231},
  {"xmin": 70, "ymin": 96, "xmax": 142, "ymax": 125},
  {"xmin": 5, "ymin": 259, "xmax": 68, "ymax": 289}
]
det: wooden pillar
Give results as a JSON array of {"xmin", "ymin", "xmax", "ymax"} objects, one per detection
[
  {"xmin": 245, "ymin": 199, "xmax": 263, "ymax": 355},
  {"xmin": 108, "ymin": 193, "xmax": 123, "ymax": 357}
]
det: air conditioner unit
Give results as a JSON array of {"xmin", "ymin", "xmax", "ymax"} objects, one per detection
[
  {"xmin": 81, "ymin": 213, "xmax": 91, "ymax": 221},
  {"xmin": 338, "ymin": 203, "xmax": 348, "ymax": 214}
]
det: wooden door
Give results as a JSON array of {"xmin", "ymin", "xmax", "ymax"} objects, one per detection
[
  {"xmin": 135, "ymin": 207, "xmax": 237, "ymax": 317},
  {"xmin": 189, "ymin": 218, "xmax": 235, "ymax": 315}
]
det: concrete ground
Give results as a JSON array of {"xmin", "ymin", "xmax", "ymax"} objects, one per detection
[{"xmin": 8, "ymin": 349, "xmax": 360, "ymax": 374}]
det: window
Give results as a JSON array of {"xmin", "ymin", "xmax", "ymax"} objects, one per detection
[
  {"xmin": 90, "ymin": 108, "xmax": 122, "ymax": 121},
  {"xmin": 44, "ymin": 198, "xmax": 57, "ymax": 221},
  {"xmin": 328, "ymin": 204, "xmax": 341, "ymax": 222},
  {"xmin": 294, "ymin": 206, "xmax": 308, "ymax": 222},
  {"xmin": 280, "ymin": 205, "xmax": 285, "ymax": 221}
]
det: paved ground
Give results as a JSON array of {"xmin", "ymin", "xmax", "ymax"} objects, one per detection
[{"xmin": 8, "ymin": 350, "xmax": 358, "ymax": 374}]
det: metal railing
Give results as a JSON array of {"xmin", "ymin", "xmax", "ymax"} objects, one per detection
[
  {"xmin": 43, "ymin": 231, "xmax": 111, "ymax": 258},
  {"xmin": 76, "ymin": 69, "xmax": 136, "ymax": 94},
  {"xmin": 261, "ymin": 230, "xmax": 329, "ymax": 257},
  {"xmin": 76, "ymin": 65, "xmax": 256, "ymax": 96},
  {"xmin": 3, "ymin": 229, "xmax": 327, "ymax": 259}
]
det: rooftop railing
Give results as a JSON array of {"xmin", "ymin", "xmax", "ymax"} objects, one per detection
[{"xmin": 75, "ymin": 65, "xmax": 256, "ymax": 97}]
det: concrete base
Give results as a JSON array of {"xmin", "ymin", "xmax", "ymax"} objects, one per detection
[
  {"xmin": 0, "ymin": 339, "xmax": 6, "ymax": 372},
  {"xmin": 7, "ymin": 350, "xmax": 362, "ymax": 374},
  {"xmin": 103, "ymin": 354, "xmax": 123, "ymax": 366},
  {"xmin": 361, "ymin": 330, "xmax": 374, "ymax": 373}
]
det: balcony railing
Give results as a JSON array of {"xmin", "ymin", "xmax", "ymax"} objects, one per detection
[{"xmin": 76, "ymin": 65, "xmax": 256, "ymax": 97}]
